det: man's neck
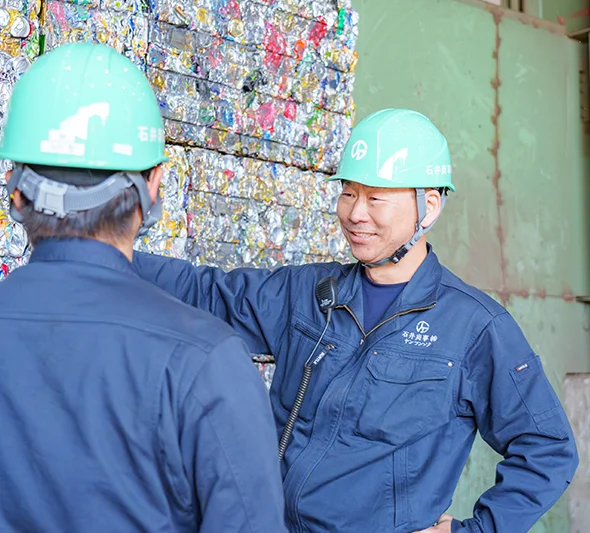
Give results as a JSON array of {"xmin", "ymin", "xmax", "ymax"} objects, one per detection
[
  {"xmin": 364, "ymin": 241, "xmax": 428, "ymax": 285},
  {"xmin": 94, "ymin": 211, "xmax": 141, "ymax": 262},
  {"xmin": 94, "ymin": 235, "xmax": 134, "ymax": 262}
]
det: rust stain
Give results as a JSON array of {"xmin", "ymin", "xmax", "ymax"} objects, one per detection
[
  {"xmin": 496, "ymin": 224, "xmax": 505, "ymax": 246},
  {"xmin": 518, "ymin": 289, "xmax": 530, "ymax": 299},
  {"xmin": 495, "ymin": 289, "xmax": 511, "ymax": 306},
  {"xmin": 486, "ymin": 288, "xmax": 578, "ymax": 300},
  {"xmin": 564, "ymin": 7, "xmax": 590, "ymax": 20},
  {"xmin": 489, "ymin": 12, "xmax": 508, "ymax": 307},
  {"xmin": 531, "ymin": 18, "xmax": 539, "ymax": 29},
  {"xmin": 485, "ymin": 1, "xmax": 564, "ymax": 34},
  {"xmin": 534, "ymin": 289, "xmax": 547, "ymax": 299},
  {"xmin": 488, "ymin": 6, "xmax": 503, "ymax": 26},
  {"xmin": 563, "ymin": 288, "xmax": 576, "ymax": 302}
]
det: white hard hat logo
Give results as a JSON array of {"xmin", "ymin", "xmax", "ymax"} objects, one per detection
[
  {"xmin": 378, "ymin": 147, "xmax": 409, "ymax": 181},
  {"xmin": 40, "ymin": 102, "xmax": 110, "ymax": 157},
  {"xmin": 351, "ymin": 140, "xmax": 368, "ymax": 161}
]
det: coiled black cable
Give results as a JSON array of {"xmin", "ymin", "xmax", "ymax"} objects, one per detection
[
  {"xmin": 278, "ymin": 365, "xmax": 313, "ymax": 462},
  {"xmin": 278, "ymin": 310, "xmax": 334, "ymax": 462}
]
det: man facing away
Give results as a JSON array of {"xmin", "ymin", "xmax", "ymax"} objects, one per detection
[{"xmin": 0, "ymin": 42, "xmax": 288, "ymax": 533}]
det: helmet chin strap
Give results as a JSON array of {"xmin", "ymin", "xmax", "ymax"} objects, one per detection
[{"xmin": 362, "ymin": 188, "xmax": 447, "ymax": 269}]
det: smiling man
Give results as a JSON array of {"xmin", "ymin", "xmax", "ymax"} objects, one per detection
[{"xmin": 133, "ymin": 109, "xmax": 578, "ymax": 533}]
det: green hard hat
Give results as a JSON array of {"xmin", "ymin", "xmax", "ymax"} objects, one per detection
[
  {"xmin": 0, "ymin": 42, "xmax": 167, "ymax": 171},
  {"xmin": 330, "ymin": 108, "xmax": 455, "ymax": 191}
]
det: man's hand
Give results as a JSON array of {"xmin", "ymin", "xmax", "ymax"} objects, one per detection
[{"xmin": 413, "ymin": 513, "xmax": 453, "ymax": 533}]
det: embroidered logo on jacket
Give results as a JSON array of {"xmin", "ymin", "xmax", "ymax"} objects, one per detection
[{"xmin": 402, "ymin": 322, "xmax": 439, "ymax": 348}]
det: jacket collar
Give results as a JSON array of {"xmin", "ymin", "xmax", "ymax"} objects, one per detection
[
  {"xmin": 30, "ymin": 238, "xmax": 136, "ymax": 276},
  {"xmin": 337, "ymin": 244, "xmax": 442, "ymax": 327}
]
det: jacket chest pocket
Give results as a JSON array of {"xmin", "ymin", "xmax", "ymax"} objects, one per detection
[
  {"xmin": 354, "ymin": 350, "xmax": 457, "ymax": 448},
  {"xmin": 277, "ymin": 320, "xmax": 345, "ymax": 422}
]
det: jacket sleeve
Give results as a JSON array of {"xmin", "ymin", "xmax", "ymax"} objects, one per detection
[
  {"xmin": 453, "ymin": 311, "xmax": 579, "ymax": 533},
  {"xmin": 178, "ymin": 335, "xmax": 288, "ymax": 533},
  {"xmin": 132, "ymin": 251, "xmax": 297, "ymax": 356}
]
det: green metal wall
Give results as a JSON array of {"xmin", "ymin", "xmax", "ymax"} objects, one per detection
[
  {"xmin": 532, "ymin": 0, "xmax": 590, "ymax": 34},
  {"xmin": 351, "ymin": 0, "xmax": 590, "ymax": 530}
]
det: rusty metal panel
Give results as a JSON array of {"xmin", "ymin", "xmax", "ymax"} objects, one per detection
[
  {"xmin": 352, "ymin": 0, "xmax": 503, "ymax": 291},
  {"xmin": 457, "ymin": 0, "xmax": 566, "ymax": 35},
  {"xmin": 497, "ymin": 16, "xmax": 590, "ymax": 300},
  {"xmin": 563, "ymin": 374, "xmax": 590, "ymax": 533},
  {"xmin": 541, "ymin": 0, "xmax": 590, "ymax": 34},
  {"xmin": 505, "ymin": 296, "xmax": 590, "ymax": 395}
]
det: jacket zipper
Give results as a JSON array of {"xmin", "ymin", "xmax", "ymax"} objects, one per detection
[
  {"xmin": 335, "ymin": 303, "xmax": 437, "ymax": 343},
  {"xmin": 290, "ymin": 302, "xmax": 436, "ymax": 531}
]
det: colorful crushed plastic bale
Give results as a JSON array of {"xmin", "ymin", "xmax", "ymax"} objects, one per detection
[{"xmin": 0, "ymin": 0, "xmax": 357, "ymax": 384}]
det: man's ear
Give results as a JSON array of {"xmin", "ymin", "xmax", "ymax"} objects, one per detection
[
  {"xmin": 146, "ymin": 166, "xmax": 163, "ymax": 204},
  {"xmin": 6, "ymin": 170, "xmax": 24, "ymax": 212},
  {"xmin": 420, "ymin": 189, "xmax": 442, "ymax": 229}
]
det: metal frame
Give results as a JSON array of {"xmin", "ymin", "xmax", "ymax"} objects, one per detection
[{"xmin": 456, "ymin": 0, "xmax": 566, "ymax": 35}]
